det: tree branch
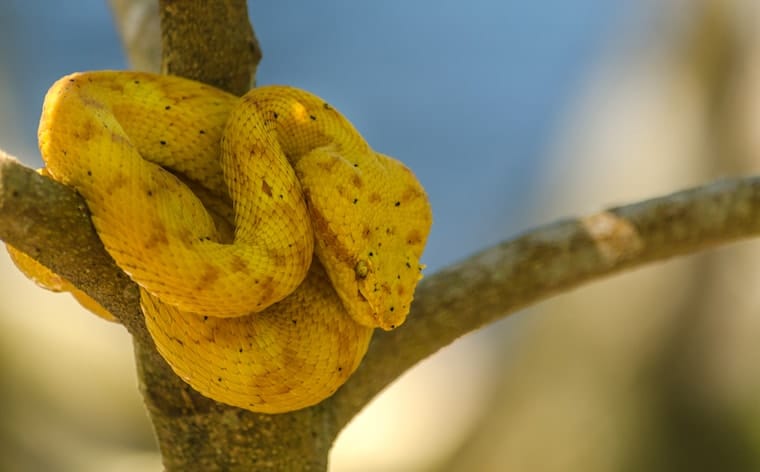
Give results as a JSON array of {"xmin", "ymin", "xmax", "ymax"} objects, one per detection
[
  {"xmin": 7, "ymin": 2, "xmax": 760, "ymax": 469},
  {"xmin": 327, "ymin": 176, "xmax": 760, "ymax": 427},
  {"xmin": 158, "ymin": 0, "xmax": 261, "ymax": 94},
  {"xmin": 5, "ymin": 147, "xmax": 760, "ymax": 438}
]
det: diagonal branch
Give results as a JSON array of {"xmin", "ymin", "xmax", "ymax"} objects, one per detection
[
  {"xmin": 8, "ymin": 2, "xmax": 760, "ymax": 469},
  {"xmin": 327, "ymin": 176, "xmax": 760, "ymax": 426},
  {"xmin": 5, "ymin": 149, "xmax": 760, "ymax": 433}
]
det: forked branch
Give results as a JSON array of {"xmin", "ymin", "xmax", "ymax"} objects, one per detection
[
  {"xmin": 4, "ymin": 151, "xmax": 760, "ymax": 434},
  {"xmin": 5, "ymin": 1, "xmax": 760, "ymax": 469}
]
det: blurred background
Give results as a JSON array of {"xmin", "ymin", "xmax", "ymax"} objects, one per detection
[{"xmin": 3, "ymin": 0, "xmax": 760, "ymax": 470}]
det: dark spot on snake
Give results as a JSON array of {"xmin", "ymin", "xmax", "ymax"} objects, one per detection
[
  {"xmin": 160, "ymin": 140, "xmax": 167, "ymax": 146},
  {"xmin": 323, "ymin": 102, "xmax": 332, "ymax": 110},
  {"xmin": 87, "ymin": 170, "xmax": 92, "ymax": 176},
  {"xmin": 368, "ymin": 251, "xmax": 374, "ymax": 257},
  {"xmin": 133, "ymin": 80, "xmax": 140, "ymax": 84},
  {"xmin": 199, "ymin": 129, "xmax": 206, "ymax": 134},
  {"xmin": 279, "ymin": 194, "xmax": 284, "ymax": 199},
  {"xmin": 217, "ymin": 377, "xmax": 222, "ymax": 382},
  {"xmin": 261, "ymin": 179, "xmax": 273, "ymax": 197},
  {"xmin": 337, "ymin": 366, "xmax": 343, "ymax": 372},
  {"xmin": 230, "ymin": 255, "xmax": 248, "ymax": 272},
  {"xmin": 203, "ymin": 316, "xmax": 209, "ymax": 321},
  {"xmin": 273, "ymin": 112, "xmax": 279, "ymax": 119},
  {"xmin": 68, "ymin": 78, "xmax": 75, "ymax": 83},
  {"xmin": 390, "ymin": 306, "xmax": 395, "ymax": 312},
  {"xmin": 239, "ymin": 348, "xmax": 243, "ymax": 353},
  {"xmin": 164, "ymin": 105, "xmax": 171, "ymax": 110},
  {"xmin": 390, "ymin": 324, "xmax": 396, "ymax": 329},
  {"xmin": 351, "ymin": 174, "xmax": 363, "ymax": 188},
  {"xmin": 396, "ymin": 274, "xmax": 401, "ymax": 280},
  {"xmin": 402, "ymin": 184, "xmax": 423, "ymax": 201},
  {"xmin": 353, "ymin": 163, "xmax": 359, "ymax": 168},
  {"xmin": 147, "ymin": 190, "xmax": 153, "ymax": 196},
  {"xmin": 353, "ymin": 198, "xmax": 358, "ymax": 204},
  {"xmin": 395, "ymin": 201, "xmax": 401, "ymax": 207},
  {"xmin": 292, "ymin": 319, "xmax": 297, "ymax": 325},
  {"xmin": 11, "ymin": 190, "xmax": 18, "ymax": 198},
  {"xmin": 406, "ymin": 229, "xmax": 423, "ymax": 245},
  {"xmin": 76, "ymin": 120, "xmax": 96, "ymax": 141},
  {"xmin": 406, "ymin": 262, "xmax": 412, "ymax": 269},
  {"xmin": 266, "ymin": 247, "xmax": 288, "ymax": 268},
  {"xmin": 309, "ymin": 115, "xmax": 317, "ymax": 121},
  {"xmin": 317, "ymin": 157, "xmax": 340, "ymax": 172},
  {"xmin": 197, "ymin": 265, "xmax": 221, "ymax": 289},
  {"xmin": 108, "ymin": 173, "xmax": 128, "ymax": 194}
]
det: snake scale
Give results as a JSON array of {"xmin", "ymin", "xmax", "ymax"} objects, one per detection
[{"xmin": 7, "ymin": 71, "xmax": 432, "ymax": 413}]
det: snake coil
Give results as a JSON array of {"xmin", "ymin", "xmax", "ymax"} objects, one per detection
[{"xmin": 8, "ymin": 71, "xmax": 432, "ymax": 413}]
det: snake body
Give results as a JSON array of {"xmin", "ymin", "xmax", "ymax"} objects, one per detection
[{"xmin": 10, "ymin": 71, "xmax": 432, "ymax": 413}]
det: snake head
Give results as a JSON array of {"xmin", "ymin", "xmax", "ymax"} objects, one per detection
[
  {"xmin": 352, "ymin": 246, "xmax": 428, "ymax": 330},
  {"xmin": 298, "ymin": 148, "xmax": 432, "ymax": 331}
]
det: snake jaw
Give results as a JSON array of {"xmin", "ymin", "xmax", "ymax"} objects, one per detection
[{"xmin": 351, "ymin": 255, "xmax": 418, "ymax": 331}]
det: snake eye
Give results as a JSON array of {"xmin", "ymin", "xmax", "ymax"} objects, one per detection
[{"xmin": 354, "ymin": 260, "xmax": 369, "ymax": 279}]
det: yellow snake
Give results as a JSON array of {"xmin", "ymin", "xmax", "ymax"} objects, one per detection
[{"xmin": 7, "ymin": 71, "xmax": 432, "ymax": 413}]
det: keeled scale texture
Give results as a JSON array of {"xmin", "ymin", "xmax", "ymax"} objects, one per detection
[{"xmin": 14, "ymin": 71, "xmax": 432, "ymax": 412}]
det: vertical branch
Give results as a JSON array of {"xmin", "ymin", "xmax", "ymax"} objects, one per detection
[
  {"xmin": 158, "ymin": 0, "xmax": 261, "ymax": 94},
  {"xmin": 125, "ymin": 2, "xmax": 335, "ymax": 470}
]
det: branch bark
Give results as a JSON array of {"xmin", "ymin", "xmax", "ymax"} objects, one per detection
[
  {"xmin": 158, "ymin": 0, "xmax": 261, "ymax": 94},
  {"xmin": 329, "ymin": 176, "xmax": 760, "ymax": 428},
  {"xmin": 5, "ymin": 2, "xmax": 760, "ymax": 470},
  {"xmin": 5, "ymin": 147, "xmax": 760, "ymax": 467}
]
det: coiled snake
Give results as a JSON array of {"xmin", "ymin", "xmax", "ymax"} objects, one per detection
[{"xmin": 7, "ymin": 71, "xmax": 432, "ymax": 413}]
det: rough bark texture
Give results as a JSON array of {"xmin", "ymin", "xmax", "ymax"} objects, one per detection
[
  {"xmin": 5, "ymin": 150, "xmax": 760, "ymax": 469},
  {"xmin": 159, "ymin": 0, "xmax": 261, "ymax": 94},
  {"xmin": 4, "ymin": 1, "xmax": 760, "ymax": 470}
]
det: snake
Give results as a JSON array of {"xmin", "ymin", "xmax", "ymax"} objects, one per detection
[{"xmin": 7, "ymin": 71, "xmax": 432, "ymax": 413}]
